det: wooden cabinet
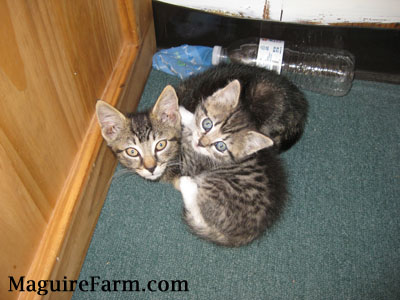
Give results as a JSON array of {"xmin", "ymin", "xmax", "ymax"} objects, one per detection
[{"xmin": 0, "ymin": 1, "xmax": 156, "ymax": 299}]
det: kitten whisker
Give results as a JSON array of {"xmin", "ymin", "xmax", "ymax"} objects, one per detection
[{"xmin": 165, "ymin": 161, "xmax": 183, "ymax": 167}]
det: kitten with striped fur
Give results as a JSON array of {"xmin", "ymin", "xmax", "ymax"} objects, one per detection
[
  {"xmin": 176, "ymin": 80, "xmax": 287, "ymax": 247},
  {"xmin": 96, "ymin": 63, "xmax": 307, "ymax": 183},
  {"xmin": 176, "ymin": 63, "xmax": 308, "ymax": 153},
  {"xmin": 96, "ymin": 81, "xmax": 287, "ymax": 246},
  {"xmin": 95, "ymin": 63, "xmax": 306, "ymax": 246},
  {"xmin": 96, "ymin": 86, "xmax": 181, "ymax": 182}
]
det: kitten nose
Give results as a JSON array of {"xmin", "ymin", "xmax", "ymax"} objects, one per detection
[
  {"xmin": 143, "ymin": 157, "xmax": 156, "ymax": 174},
  {"xmin": 146, "ymin": 166, "xmax": 156, "ymax": 174},
  {"xmin": 198, "ymin": 136, "xmax": 210, "ymax": 147},
  {"xmin": 198, "ymin": 140, "xmax": 205, "ymax": 147}
]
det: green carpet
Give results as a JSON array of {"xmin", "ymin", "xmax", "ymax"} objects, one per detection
[{"xmin": 72, "ymin": 70, "xmax": 400, "ymax": 300}]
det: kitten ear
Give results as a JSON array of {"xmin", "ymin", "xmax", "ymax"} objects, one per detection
[
  {"xmin": 212, "ymin": 79, "xmax": 241, "ymax": 109},
  {"xmin": 151, "ymin": 85, "xmax": 180, "ymax": 127},
  {"xmin": 240, "ymin": 131, "xmax": 274, "ymax": 156},
  {"xmin": 96, "ymin": 100, "xmax": 126, "ymax": 143}
]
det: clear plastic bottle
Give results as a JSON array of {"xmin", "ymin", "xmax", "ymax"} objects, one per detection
[{"xmin": 212, "ymin": 38, "xmax": 355, "ymax": 96}]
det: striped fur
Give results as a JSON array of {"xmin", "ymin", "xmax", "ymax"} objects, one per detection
[
  {"xmin": 178, "ymin": 94, "xmax": 287, "ymax": 247},
  {"xmin": 95, "ymin": 86, "xmax": 181, "ymax": 182},
  {"xmin": 177, "ymin": 63, "xmax": 308, "ymax": 152}
]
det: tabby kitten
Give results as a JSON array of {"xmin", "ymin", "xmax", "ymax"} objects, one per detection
[
  {"xmin": 176, "ymin": 63, "xmax": 308, "ymax": 152},
  {"xmin": 96, "ymin": 63, "xmax": 307, "ymax": 183},
  {"xmin": 95, "ymin": 86, "xmax": 181, "ymax": 182},
  {"xmin": 96, "ymin": 80, "xmax": 288, "ymax": 247},
  {"xmin": 176, "ymin": 80, "xmax": 287, "ymax": 247}
]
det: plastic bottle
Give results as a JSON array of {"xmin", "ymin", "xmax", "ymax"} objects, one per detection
[
  {"xmin": 152, "ymin": 44, "xmax": 213, "ymax": 79},
  {"xmin": 212, "ymin": 38, "xmax": 355, "ymax": 96}
]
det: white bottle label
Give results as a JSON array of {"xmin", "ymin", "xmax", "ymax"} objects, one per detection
[{"xmin": 256, "ymin": 38, "xmax": 285, "ymax": 74}]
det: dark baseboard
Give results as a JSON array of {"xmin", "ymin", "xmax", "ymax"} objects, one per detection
[{"xmin": 152, "ymin": 1, "xmax": 400, "ymax": 84}]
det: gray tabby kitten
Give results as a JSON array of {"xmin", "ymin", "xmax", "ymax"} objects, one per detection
[
  {"xmin": 96, "ymin": 81, "xmax": 287, "ymax": 247},
  {"xmin": 176, "ymin": 80, "xmax": 287, "ymax": 247},
  {"xmin": 96, "ymin": 86, "xmax": 181, "ymax": 182},
  {"xmin": 176, "ymin": 63, "xmax": 308, "ymax": 153},
  {"xmin": 96, "ymin": 64, "xmax": 307, "ymax": 183}
]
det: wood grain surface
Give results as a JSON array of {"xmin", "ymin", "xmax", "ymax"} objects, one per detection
[{"xmin": 0, "ymin": 1, "xmax": 155, "ymax": 299}]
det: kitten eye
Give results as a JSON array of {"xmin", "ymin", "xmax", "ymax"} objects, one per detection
[
  {"xmin": 202, "ymin": 118, "xmax": 213, "ymax": 132},
  {"xmin": 155, "ymin": 140, "xmax": 167, "ymax": 151},
  {"xmin": 125, "ymin": 147, "xmax": 139, "ymax": 157},
  {"xmin": 214, "ymin": 141, "xmax": 227, "ymax": 152}
]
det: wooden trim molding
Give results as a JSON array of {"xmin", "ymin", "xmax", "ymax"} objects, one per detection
[{"xmin": 14, "ymin": 1, "xmax": 156, "ymax": 300}]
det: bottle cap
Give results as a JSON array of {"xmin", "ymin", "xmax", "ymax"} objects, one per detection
[{"xmin": 212, "ymin": 46, "xmax": 222, "ymax": 65}]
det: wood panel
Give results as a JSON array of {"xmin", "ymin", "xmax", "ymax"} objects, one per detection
[
  {"xmin": 132, "ymin": 0, "xmax": 155, "ymax": 44},
  {"xmin": 46, "ymin": 20, "xmax": 156, "ymax": 300},
  {"xmin": 0, "ymin": 0, "xmax": 123, "ymax": 208},
  {"xmin": 0, "ymin": 131, "xmax": 48, "ymax": 295},
  {"xmin": 0, "ymin": 1, "xmax": 155, "ymax": 299}
]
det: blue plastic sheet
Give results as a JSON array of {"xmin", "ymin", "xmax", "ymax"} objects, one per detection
[{"xmin": 152, "ymin": 45, "xmax": 213, "ymax": 79}]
